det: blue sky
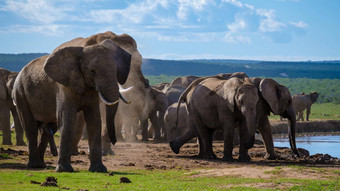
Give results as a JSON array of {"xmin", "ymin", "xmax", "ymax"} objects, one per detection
[{"xmin": 0, "ymin": 0, "xmax": 339, "ymax": 61}]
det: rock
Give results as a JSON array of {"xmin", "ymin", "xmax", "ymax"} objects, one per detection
[{"xmin": 119, "ymin": 177, "xmax": 131, "ymax": 183}]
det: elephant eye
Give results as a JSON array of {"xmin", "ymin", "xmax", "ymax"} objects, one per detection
[{"xmin": 91, "ymin": 70, "xmax": 96, "ymax": 76}]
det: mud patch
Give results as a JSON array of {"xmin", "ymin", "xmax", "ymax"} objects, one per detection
[{"xmin": 191, "ymin": 166, "xmax": 336, "ymax": 180}]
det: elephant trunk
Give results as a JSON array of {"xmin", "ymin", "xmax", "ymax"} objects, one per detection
[
  {"xmin": 97, "ymin": 83, "xmax": 119, "ymax": 145},
  {"xmin": 106, "ymin": 104, "xmax": 118, "ymax": 145},
  {"xmin": 286, "ymin": 107, "xmax": 299, "ymax": 157},
  {"xmin": 243, "ymin": 109, "xmax": 257, "ymax": 149}
]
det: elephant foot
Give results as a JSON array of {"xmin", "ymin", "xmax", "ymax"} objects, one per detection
[
  {"xmin": 264, "ymin": 153, "xmax": 277, "ymax": 160},
  {"xmin": 56, "ymin": 163, "xmax": 74, "ymax": 172},
  {"xmin": 27, "ymin": 160, "xmax": 46, "ymax": 169},
  {"xmin": 169, "ymin": 141, "xmax": 180, "ymax": 154},
  {"xmin": 16, "ymin": 141, "xmax": 26, "ymax": 146},
  {"xmin": 141, "ymin": 138, "xmax": 149, "ymax": 142},
  {"xmin": 238, "ymin": 154, "xmax": 251, "ymax": 162},
  {"xmin": 222, "ymin": 155, "xmax": 234, "ymax": 162},
  {"xmin": 89, "ymin": 162, "xmax": 107, "ymax": 173},
  {"xmin": 2, "ymin": 140, "xmax": 13, "ymax": 145},
  {"xmin": 51, "ymin": 148, "xmax": 58, "ymax": 157},
  {"xmin": 199, "ymin": 152, "xmax": 217, "ymax": 159},
  {"xmin": 70, "ymin": 148, "xmax": 79, "ymax": 156}
]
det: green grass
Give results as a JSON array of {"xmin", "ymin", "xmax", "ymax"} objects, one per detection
[
  {"xmin": 0, "ymin": 169, "xmax": 339, "ymax": 191},
  {"xmin": 269, "ymin": 103, "xmax": 340, "ymax": 120}
]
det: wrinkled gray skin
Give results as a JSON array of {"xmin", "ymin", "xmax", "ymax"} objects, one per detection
[
  {"xmin": 140, "ymin": 87, "xmax": 168, "ymax": 141},
  {"xmin": 164, "ymin": 103, "xmax": 191, "ymax": 142},
  {"xmin": 171, "ymin": 76, "xmax": 259, "ymax": 162},
  {"xmin": 0, "ymin": 69, "xmax": 25, "ymax": 145},
  {"xmin": 251, "ymin": 77, "xmax": 299, "ymax": 159},
  {"xmin": 169, "ymin": 75, "xmax": 200, "ymax": 88},
  {"xmin": 292, "ymin": 92, "xmax": 319, "ymax": 121},
  {"xmin": 13, "ymin": 39, "xmax": 131, "ymax": 172}
]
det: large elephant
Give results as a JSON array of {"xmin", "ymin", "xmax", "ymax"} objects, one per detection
[
  {"xmin": 250, "ymin": 78, "xmax": 299, "ymax": 159},
  {"xmin": 169, "ymin": 75, "xmax": 200, "ymax": 88},
  {"xmin": 170, "ymin": 76, "xmax": 259, "ymax": 161},
  {"xmin": 292, "ymin": 92, "xmax": 319, "ymax": 121},
  {"xmin": 0, "ymin": 69, "xmax": 25, "ymax": 145},
  {"xmin": 13, "ymin": 39, "xmax": 131, "ymax": 172}
]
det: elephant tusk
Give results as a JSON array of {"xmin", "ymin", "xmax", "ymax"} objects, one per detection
[
  {"xmin": 119, "ymin": 93, "xmax": 131, "ymax": 104},
  {"xmin": 119, "ymin": 85, "xmax": 133, "ymax": 93},
  {"xmin": 99, "ymin": 93, "xmax": 119, "ymax": 106}
]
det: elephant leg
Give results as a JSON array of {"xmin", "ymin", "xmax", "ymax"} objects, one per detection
[
  {"xmin": 11, "ymin": 109, "xmax": 25, "ymax": 146},
  {"xmin": 257, "ymin": 116, "xmax": 277, "ymax": 160},
  {"xmin": 306, "ymin": 106, "xmax": 311, "ymax": 121},
  {"xmin": 71, "ymin": 112, "xmax": 85, "ymax": 156},
  {"xmin": 37, "ymin": 126, "xmax": 50, "ymax": 164},
  {"xmin": 222, "ymin": 126, "xmax": 234, "ymax": 162},
  {"xmin": 46, "ymin": 123, "xmax": 58, "ymax": 157},
  {"xmin": 196, "ymin": 124, "xmax": 214, "ymax": 159},
  {"xmin": 16, "ymin": 97, "xmax": 44, "ymax": 168},
  {"xmin": 56, "ymin": 105, "xmax": 77, "ymax": 172},
  {"xmin": 238, "ymin": 125, "xmax": 251, "ymax": 162},
  {"xmin": 84, "ymin": 106, "xmax": 107, "ymax": 173},
  {"xmin": 1, "ymin": 106, "xmax": 12, "ymax": 145},
  {"xmin": 208, "ymin": 128, "xmax": 217, "ymax": 159},
  {"xmin": 141, "ymin": 119, "xmax": 149, "ymax": 142},
  {"xmin": 299, "ymin": 112, "xmax": 304, "ymax": 121},
  {"xmin": 150, "ymin": 111, "xmax": 162, "ymax": 141}
]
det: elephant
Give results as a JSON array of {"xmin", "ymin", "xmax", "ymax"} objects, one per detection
[
  {"xmin": 153, "ymin": 82, "xmax": 170, "ymax": 91},
  {"xmin": 164, "ymin": 102, "xmax": 191, "ymax": 142},
  {"xmin": 170, "ymin": 76, "xmax": 259, "ymax": 162},
  {"xmin": 0, "ymin": 69, "xmax": 25, "ymax": 146},
  {"xmin": 250, "ymin": 77, "xmax": 299, "ymax": 159},
  {"xmin": 13, "ymin": 39, "xmax": 131, "ymax": 172},
  {"xmin": 144, "ymin": 84, "xmax": 186, "ymax": 141},
  {"xmin": 292, "ymin": 92, "xmax": 319, "ymax": 121},
  {"xmin": 169, "ymin": 75, "xmax": 200, "ymax": 88},
  {"xmin": 140, "ymin": 86, "xmax": 168, "ymax": 141}
]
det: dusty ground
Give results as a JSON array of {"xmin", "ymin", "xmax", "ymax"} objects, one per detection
[{"xmin": 1, "ymin": 139, "xmax": 339, "ymax": 178}]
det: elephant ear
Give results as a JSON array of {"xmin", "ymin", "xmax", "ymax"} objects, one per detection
[
  {"xmin": 44, "ymin": 46, "xmax": 85, "ymax": 94},
  {"xmin": 101, "ymin": 39, "xmax": 131, "ymax": 85},
  {"xmin": 222, "ymin": 78, "xmax": 239, "ymax": 112},
  {"xmin": 0, "ymin": 75, "xmax": 7, "ymax": 100},
  {"xmin": 259, "ymin": 79, "xmax": 280, "ymax": 115}
]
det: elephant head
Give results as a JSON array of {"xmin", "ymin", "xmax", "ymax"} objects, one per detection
[
  {"xmin": 310, "ymin": 92, "xmax": 319, "ymax": 103},
  {"xmin": 223, "ymin": 78, "xmax": 259, "ymax": 149},
  {"xmin": 44, "ymin": 39, "xmax": 131, "ymax": 145},
  {"xmin": 256, "ymin": 78, "xmax": 299, "ymax": 156}
]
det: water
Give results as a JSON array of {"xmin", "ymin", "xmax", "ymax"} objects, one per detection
[{"xmin": 274, "ymin": 135, "xmax": 340, "ymax": 158}]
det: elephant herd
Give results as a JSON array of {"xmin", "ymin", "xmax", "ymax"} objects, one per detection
[{"xmin": 0, "ymin": 31, "xmax": 318, "ymax": 173}]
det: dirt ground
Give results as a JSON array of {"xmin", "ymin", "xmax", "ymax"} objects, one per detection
[{"xmin": 1, "ymin": 138, "xmax": 339, "ymax": 180}]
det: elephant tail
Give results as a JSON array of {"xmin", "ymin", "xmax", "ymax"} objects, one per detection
[{"xmin": 175, "ymin": 76, "xmax": 212, "ymax": 128}]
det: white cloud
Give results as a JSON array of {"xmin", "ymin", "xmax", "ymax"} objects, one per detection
[
  {"xmin": 223, "ymin": 0, "xmax": 244, "ymax": 8},
  {"xmin": 257, "ymin": 9, "xmax": 285, "ymax": 32},
  {"xmin": 0, "ymin": 24, "xmax": 67, "ymax": 36},
  {"xmin": 177, "ymin": 0, "xmax": 209, "ymax": 20},
  {"xmin": 290, "ymin": 21, "xmax": 308, "ymax": 29},
  {"xmin": 2, "ymin": 0, "xmax": 69, "ymax": 24}
]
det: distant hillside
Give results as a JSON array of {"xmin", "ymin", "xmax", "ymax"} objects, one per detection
[
  {"xmin": 0, "ymin": 54, "xmax": 339, "ymax": 79},
  {"xmin": 0, "ymin": 53, "xmax": 48, "ymax": 72},
  {"xmin": 142, "ymin": 59, "xmax": 340, "ymax": 79}
]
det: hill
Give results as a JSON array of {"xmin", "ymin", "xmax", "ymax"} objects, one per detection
[
  {"xmin": 0, "ymin": 53, "xmax": 48, "ymax": 72},
  {"xmin": 142, "ymin": 59, "xmax": 340, "ymax": 79},
  {"xmin": 0, "ymin": 54, "xmax": 339, "ymax": 79}
]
